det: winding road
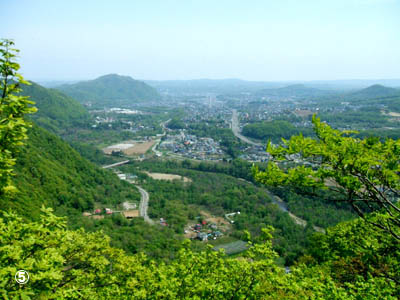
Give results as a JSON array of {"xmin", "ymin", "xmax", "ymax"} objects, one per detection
[{"xmin": 136, "ymin": 185, "xmax": 154, "ymax": 225}]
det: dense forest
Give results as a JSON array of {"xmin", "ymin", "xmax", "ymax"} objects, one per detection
[
  {"xmin": 117, "ymin": 158, "xmax": 356, "ymax": 264},
  {"xmin": 20, "ymin": 81, "xmax": 91, "ymax": 134},
  {"xmin": 242, "ymin": 120, "xmax": 314, "ymax": 142}
]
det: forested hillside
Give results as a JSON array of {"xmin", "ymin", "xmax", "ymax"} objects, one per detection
[
  {"xmin": 20, "ymin": 81, "xmax": 91, "ymax": 134},
  {"xmin": 57, "ymin": 74, "xmax": 161, "ymax": 106},
  {"xmin": 7, "ymin": 125, "xmax": 140, "ymax": 220},
  {"xmin": 5, "ymin": 124, "xmax": 178, "ymax": 259},
  {"xmin": 242, "ymin": 120, "xmax": 314, "ymax": 142},
  {"xmin": 118, "ymin": 158, "xmax": 355, "ymax": 264}
]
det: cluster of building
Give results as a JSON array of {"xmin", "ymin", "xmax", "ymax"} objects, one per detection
[
  {"xmin": 89, "ymin": 107, "xmax": 159, "ymax": 134},
  {"xmin": 159, "ymin": 132, "xmax": 225, "ymax": 161},
  {"xmin": 82, "ymin": 202, "xmax": 139, "ymax": 220},
  {"xmin": 91, "ymin": 115, "xmax": 156, "ymax": 133},
  {"xmin": 182, "ymin": 105, "xmax": 232, "ymax": 124},
  {"xmin": 185, "ymin": 220, "xmax": 224, "ymax": 242},
  {"xmin": 239, "ymin": 146, "xmax": 271, "ymax": 162}
]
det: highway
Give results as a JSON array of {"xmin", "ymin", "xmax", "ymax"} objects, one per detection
[
  {"xmin": 136, "ymin": 185, "xmax": 154, "ymax": 225},
  {"xmin": 231, "ymin": 109, "xmax": 262, "ymax": 147},
  {"xmin": 151, "ymin": 119, "xmax": 171, "ymax": 157}
]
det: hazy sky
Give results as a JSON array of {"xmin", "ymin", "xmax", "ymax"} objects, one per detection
[{"xmin": 1, "ymin": 0, "xmax": 399, "ymax": 81}]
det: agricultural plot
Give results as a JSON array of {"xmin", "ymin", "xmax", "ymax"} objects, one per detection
[
  {"xmin": 144, "ymin": 171, "xmax": 192, "ymax": 183},
  {"xmin": 124, "ymin": 141, "xmax": 156, "ymax": 155}
]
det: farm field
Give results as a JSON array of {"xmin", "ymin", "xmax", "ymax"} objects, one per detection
[
  {"xmin": 144, "ymin": 171, "xmax": 192, "ymax": 182},
  {"xmin": 213, "ymin": 240, "xmax": 249, "ymax": 255}
]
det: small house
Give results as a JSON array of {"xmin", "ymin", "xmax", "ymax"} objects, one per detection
[
  {"xmin": 214, "ymin": 231, "xmax": 223, "ymax": 237},
  {"xmin": 197, "ymin": 232, "xmax": 208, "ymax": 241},
  {"xmin": 210, "ymin": 223, "xmax": 218, "ymax": 230}
]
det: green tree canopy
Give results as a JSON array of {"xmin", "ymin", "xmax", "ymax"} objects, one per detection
[
  {"xmin": 253, "ymin": 115, "xmax": 400, "ymax": 239},
  {"xmin": 0, "ymin": 39, "xmax": 36, "ymax": 196},
  {"xmin": 1, "ymin": 40, "xmax": 398, "ymax": 300}
]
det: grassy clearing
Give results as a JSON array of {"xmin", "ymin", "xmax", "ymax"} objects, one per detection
[{"xmin": 213, "ymin": 240, "xmax": 248, "ymax": 255}]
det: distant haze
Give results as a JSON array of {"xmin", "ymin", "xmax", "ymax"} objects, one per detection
[{"xmin": 1, "ymin": 0, "xmax": 399, "ymax": 81}]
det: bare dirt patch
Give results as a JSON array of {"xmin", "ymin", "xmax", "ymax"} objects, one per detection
[
  {"xmin": 387, "ymin": 111, "xmax": 400, "ymax": 117},
  {"xmin": 144, "ymin": 172, "xmax": 192, "ymax": 183},
  {"xmin": 124, "ymin": 140, "xmax": 156, "ymax": 155},
  {"xmin": 184, "ymin": 230, "xmax": 198, "ymax": 239},
  {"xmin": 103, "ymin": 140, "xmax": 156, "ymax": 155},
  {"xmin": 103, "ymin": 142, "xmax": 134, "ymax": 154},
  {"xmin": 122, "ymin": 210, "xmax": 139, "ymax": 218}
]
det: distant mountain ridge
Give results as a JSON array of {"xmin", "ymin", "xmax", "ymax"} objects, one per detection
[
  {"xmin": 255, "ymin": 84, "xmax": 336, "ymax": 98},
  {"xmin": 57, "ymin": 74, "xmax": 161, "ymax": 106},
  {"xmin": 350, "ymin": 84, "xmax": 400, "ymax": 99},
  {"xmin": 146, "ymin": 78, "xmax": 284, "ymax": 94},
  {"xmin": 145, "ymin": 78, "xmax": 400, "ymax": 95}
]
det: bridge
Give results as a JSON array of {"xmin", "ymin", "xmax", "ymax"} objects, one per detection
[{"xmin": 102, "ymin": 160, "xmax": 130, "ymax": 169}]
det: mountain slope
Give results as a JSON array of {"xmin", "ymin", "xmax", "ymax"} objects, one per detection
[
  {"xmin": 57, "ymin": 74, "xmax": 161, "ymax": 106},
  {"xmin": 7, "ymin": 124, "xmax": 140, "ymax": 219},
  {"xmin": 20, "ymin": 81, "xmax": 91, "ymax": 134}
]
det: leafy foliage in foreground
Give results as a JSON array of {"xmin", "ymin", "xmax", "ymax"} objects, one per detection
[
  {"xmin": 254, "ymin": 115, "xmax": 400, "ymax": 240},
  {"xmin": 1, "ymin": 209, "xmax": 398, "ymax": 299},
  {"xmin": 307, "ymin": 215, "xmax": 400, "ymax": 295},
  {"xmin": 1, "ymin": 40, "xmax": 398, "ymax": 299},
  {"xmin": 0, "ymin": 39, "xmax": 36, "ymax": 196}
]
